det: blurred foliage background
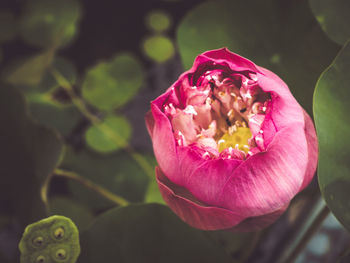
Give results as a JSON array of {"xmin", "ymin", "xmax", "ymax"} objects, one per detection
[{"xmin": 0, "ymin": 0, "xmax": 350, "ymax": 262}]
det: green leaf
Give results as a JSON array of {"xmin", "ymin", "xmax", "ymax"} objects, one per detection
[
  {"xmin": 49, "ymin": 196, "xmax": 94, "ymax": 232},
  {"xmin": 8, "ymin": 56, "xmax": 82, "ymax": 135},
  {"xmin": 0, "ymin": 84, "xmax": 63, "ymax": 227},
  {"xmin": 146, "ymin": 11, "xmax": 171, "ymax": 32},
  {"xmin": 39, "ymin": 57, "xmax": 78, "ymax": 92},
  {"xmin": 82, "ymin": 53, "xmax": 144, "ymax": 111},
  {"xmin": 19, "ymin": 215, "xmax": 80, "ymax": 263},
  {"xmin": 84, "ymin": 115, "xmax": 131, "ymax": 153},
  {"xmin": 78, "ymin": 204, "xmax": 232, "ymax": 263},
  {"xmin": 63, "ymin": 148, "xmax": 149, "ymax": 210},
  {"xmin": 5, "ymin": 51, "xmax": 55, "ymax": 87},
  {"xmin": 143, "ymin": 35, "xmax": 175, "ymax": 63},
  {"xmin": 20, "ymin": 0, "xmax": 81, "ymax": 49},
  {"xmin": 0, "ymin": 11, "xmax": 17, "ymax": 43},
  {"xmin": 314, "ymin": 40, "xmax": 350, "ymax": 232},
  {"xmin": 144, "ymin": 176, "xmax": 165, "ymax": 205},
  {"xmin": 177, "ymin": 0, "xmax": 340, "ymax": 114},
  {"xmin": 28, "ymin": 93, "xmax": 81, "ymax": 137},
  {"xmin": 143, "ymin": 156, "xmax": 164, "ymax": 204},
  {"xmin": 309, "ymin": 0, "xmax": 350, "ymax": 45},
  {"xmin": 204, "ymin": 230, "xmax": 257, "ymax": 262}
]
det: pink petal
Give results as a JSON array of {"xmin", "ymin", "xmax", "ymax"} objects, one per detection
[
  {"xmin": 186, "ymin": 89, "xmax": 210, "ymax": 105},
  {"xmin": 249, "ymin": 114, "xmax": 265, "ymax": 137},
  {"xmin": 176, "ymin": 146, "xmax": 242, "ymax": 207},
  {"xmin": 218, "ymin": 125, "xmax": 308, "ymax": 217},
  {"xmin": 171, "ymin": 110, "xmax": 198, "ymax": 142},
  {"xmin": 156, "ymin": 167, "xmax": 245, "ymax": 230},
  {"xmin": 193, "ymin": 104, "xmax": 212, "ymax": 129},
  {"xmin": 152, "ymin": 84, "xmax": 181, "ymax": 110},
  {"xmin": 256, "ymin": 66, "xmax": 306, "ymax": 149},
  {"xmin": 257, "ymin": 66, "xmax": 305, "ymax": 129},
  {"xmin": 299, "ymin": 110, "xmax": 318, "ymax": 191},
  {"xmin": 260, "ymin": 110, "xmax": 277, "ymax": 148},
  {"xmin": 199, "ymin": 48, "xmax": 262, "ymax": 73},
  {"xmin": 196, "ymin": 137, "xmax": 218, "ymax": 152},
  {"xmin": 150, "ymin": 102, "xmax": 179, "ymax": 182},
  {"xmin": 145, "ymin": 110, "xmax": 155, "ymax": 139}
]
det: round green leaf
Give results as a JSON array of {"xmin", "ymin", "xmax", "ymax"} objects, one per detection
[
  {"xmin": 78, "ymin": 204, "xmax": 232, "ymax": 263},
  {"xmin": 20, "ymin": 0, "xmax": 81, "ymax": 48},
  {"xmin": 309, "ymin": 0, "xmax": 350, "ymax": 45},
  {"xmin": 143, "ymin": 35, "xmax": 175, "ymax": 63},
  {"xmin": 146, "ymin": 11, "xmax": 171, "ymax": 32},
  {"xmin": 82, "ymin": 53, "xmax": 144, "ymax": 111},
  {"xmin": 49, "ymin": 196, "xmax": 94, "ymax": 232},
  {"xmin": 63, "ymin": 148, "xmax": 149, "ymax": 210},
  {"xmin": 177, "ymin": 0, "xmax": 340, "ymax": 114},
  {"xmin": 0, "ymin": 11, "xmax": 17, "ymax": 43},
  {"xmin": 314, "ymin": 40, "xmax": 350, "ymax": 232},
  {"xmin": 85, "ymin": 115, "xmax": 131, "ymax": 153}
]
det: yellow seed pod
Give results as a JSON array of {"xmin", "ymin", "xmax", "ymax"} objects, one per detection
[{"xmin": 19, "ymin": 215, "xmax": 80, "ymax": 263}]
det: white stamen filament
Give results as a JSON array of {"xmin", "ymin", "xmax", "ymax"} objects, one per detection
[
  {"xmin": 184, "ymin": 105, "xmax": 198, "ymax": 115},
  {"xmin": 218, "ymin": 139, "xmax": 225, "ymax": 144}
]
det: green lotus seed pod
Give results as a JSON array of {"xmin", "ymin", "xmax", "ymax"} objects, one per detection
[{"xmin": 19, "ymin": 215, "xmax": 80, "ymax": 263}]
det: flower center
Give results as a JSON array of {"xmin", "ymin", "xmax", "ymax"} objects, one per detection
[
  {"xmin": 218, "ymin": 127, "xmax": 252, "ymax": 153},
  {"xmin": 164, "ymin": 70, "xmax": 271, "ymax": 160}
]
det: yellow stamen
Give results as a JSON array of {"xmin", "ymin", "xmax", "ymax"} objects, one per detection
[{"xmin": 218, "ymin": 127, "xmax": 252, "ymax": 153}]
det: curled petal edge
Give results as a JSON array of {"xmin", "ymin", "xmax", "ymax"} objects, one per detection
[
  {"xmin": 193, "ymin": 48, "xmax": 262, "ymax": 74},
  {"xmin": 156, "ymin": 167, "xmax": 245, "ymax": 230}
]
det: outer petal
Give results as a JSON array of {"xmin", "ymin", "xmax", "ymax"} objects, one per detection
[
  {"xmin": 176, "ymin": 146, "xmax": 242, "ymax": 207},
  {"xmin": 156, "ymin": 167, "xmax": 245, "ymax": 230},
  {"xmin": 299, "ymin": 110, "xmax": 318, "ymax": 190},
  {"xmin": 152, "ymin": 85, "xmax": 181, "ymax": 109},
  {"xmin": 150, "ymin": 100, "xmax": 179, "ymax": 182},
  {"xmin": 199, "ymin": 48, "xmax": 262, "ymax": 73},
  {"xmin": 257, "ymin": 66, "xmax": 305, "ymax": 129},
  {"xmin": 218, "ymin": 125, "xmax": 308, "ymax": 218},
  {"xmin": 145, "ymin": 110, "xmax": 154, "ymax": 139}
]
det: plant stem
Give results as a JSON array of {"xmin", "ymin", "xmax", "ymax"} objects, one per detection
[
  {"xmin": 54, "ymin": 168, "xmax": 129, "ymax": 207},
  {"xmin": 50, "ymin": 69, "xmax": 155, "ymax": 179},
  {"xmin": 40, "ymin": 173, "xmax": 52, "ymax": 214},
  {"xmin": 284, "ymin": 202, "xmax": 330, "ymax": 263}
]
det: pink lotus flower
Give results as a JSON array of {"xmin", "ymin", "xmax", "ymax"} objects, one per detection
[{"xmin": 145, "ymin": 48, "xmax": 318, "ymax": 231}]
